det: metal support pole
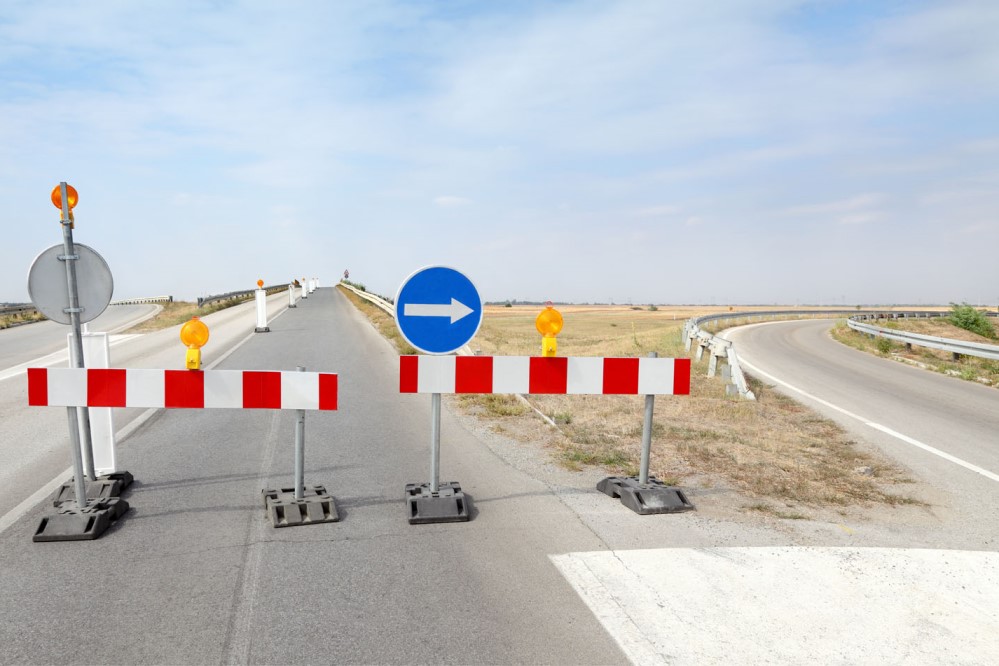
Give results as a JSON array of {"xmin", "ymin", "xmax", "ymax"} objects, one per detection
[
  {"xmin": 68, "ymin": 341, "xmax": 97, "ymax": 481},
  {"xmin": 58, "ymin": 182, "xmax": 91, "ymax": 508},
  {"xmin": 639, "ymin": 351, "xmax": 657, "ymax": 485},
  {"xmin": 295, "ymin": 366, "xmax": 305, "ymax": 501},
  {"xmin": 430, "ymin": 393, "xmax": 441, "ymax": 493}
]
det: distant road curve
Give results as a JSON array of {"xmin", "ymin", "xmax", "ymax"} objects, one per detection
[
  {"xmin": 723, "ymin": 318, "xmax": 999, "ymax": 531},
  {"xmin": 0, "ymin": 303, "xmax": 160, "ymax": 374}
]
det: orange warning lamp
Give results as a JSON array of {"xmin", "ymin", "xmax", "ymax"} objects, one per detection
[
  {"xmin": 180, "ymin": 317, "xmax": 210, "ymax": 370},
  {"xmin": 50, "ymin": 183, "xmax": 79, "ymax": 211},
  {"xmin": 50, "ymin": 183, "xmax": 79, "ymax": 226},
  {"xmin": 536, "ymin": 302, "xmax": 563, "ymax": 357},
  {"xmin": 257, "ymin": 279, "xmax": 264, "ymax": 289}
]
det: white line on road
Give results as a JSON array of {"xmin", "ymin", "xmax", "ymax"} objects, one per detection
[
  {"xmin": 739, "ymin": 357, "xmax": 999, "ymax": 484},
  {"xmin": 0, "ymin": 334, "xmax": 143, "ymax": 383}
]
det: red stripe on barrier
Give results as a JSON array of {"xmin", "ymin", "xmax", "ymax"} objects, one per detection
[
  {"xmin": 27, "ymin": 368, "xmax": 48, "ymax": 406},
  {"xmin": 165, "ymin": 370, "xmax": 204, "ymax": 408},
  {"xmin": 319, "ymin": 373, "xmax": 338, "ymax": 410},
  {"xmin": 243, "ymin": 371, "xmax": 281, "ymax": 409},
  {"xmin": 455, "ymin": 356, "xmax": 493, "ymax": 393},
  {"xmin": 88, "ymin": 369, "xmax": 127, "ymax": 407},
  {"xmin": 400, "ymin": 356, "xmax": 418, "ymax": 393},
  {"xmin": 673, "ymin": 358, "xmax": 691, "ymax": 395},
  {"xmin": 529, "ymin": 357, "xmax": 567, "ymax": 394},
  {"xmin": 603, "ymin": 357, "xmax": 639, "ymax": 394}
]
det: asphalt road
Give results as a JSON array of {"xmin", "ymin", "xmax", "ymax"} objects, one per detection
[
  {"xmin": 0, "ymin": 288, "xmax": 628, "ymax": 664},
  {"xmin": 1, "ymin": 302, "xmax": 996, "ymax": 664},
  {"xmin": 725, "ymin": 318, "xmax": 999, "ymax": 549},
  {"xmin": 0, "ymin": 303, "xmax": 158, "ymax": 371}
]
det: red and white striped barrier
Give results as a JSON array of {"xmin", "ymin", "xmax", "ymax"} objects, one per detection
[
  {"xmin": 27, "ymin": 368, "xmax": 338, "ymax": 410},
  {"xmin": 400, "ymin": 356, "xmax": 690, "ymax": 395}
]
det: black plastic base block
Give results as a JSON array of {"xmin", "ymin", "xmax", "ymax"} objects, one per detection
[
  {"xmin": 261, "ymin": 485, "xmax": 329, "ymax": 508},
  {"xmin": 53, "ymin": 496, "xmax": 130, "ymax": 520},
  {"xmin": 262, "ymin": 486, "xmax": 339, "ymax": 527},
  {"xmin": 596, "ymin": 476, "xmax": 695, "ymax": 515},
  {"xmin": 100, "ymin": 470, "xmax": 134, "ymax": 491},
  {"xmin": 51, "ymin": 478, "xmax": 122, "ymax": 507},
  {"xmin": 254, "ymin": 327, "xmax": 271, "ymax": 333},
  {"xmin": 405, "ymin": 481, "xmax": 470, "ymax": 525},
  {"xmin": 33, "ymin": 498, "xmax": 129, "ymax": 542}
]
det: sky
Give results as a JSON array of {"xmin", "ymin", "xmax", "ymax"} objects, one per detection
[{"xmin": 2, "ymin": 0, "xmax": 998, "ymax": 306}]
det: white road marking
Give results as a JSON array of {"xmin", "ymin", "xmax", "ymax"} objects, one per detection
[
  {"xmin": 739, "ymin": 357, "xmax": 999, "ymax": 484},
  {"xmin": 0, "ymin": 334, "xmax": 143, "ymax": 383},
  {"xmin": 552, "ymin": 547, "xmax": 999, "ymax": 665}
]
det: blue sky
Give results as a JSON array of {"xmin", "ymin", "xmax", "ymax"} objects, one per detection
[{"xmin": 2, "ymin": 0, "xmax": 997, "ymax": 306}]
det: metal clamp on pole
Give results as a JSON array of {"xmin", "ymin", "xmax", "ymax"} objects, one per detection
[
  {"xmin": 261, "ymin": 367, "xmax": 339, "ymax": 527},
  {"xmin": 596, "ymin": 352, "xmax": 695, "ymax": 515}
]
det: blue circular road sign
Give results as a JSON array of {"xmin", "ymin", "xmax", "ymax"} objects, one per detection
[{"xmin": 394, "ymin": 266, "xmax": 483, "ymax": 355}]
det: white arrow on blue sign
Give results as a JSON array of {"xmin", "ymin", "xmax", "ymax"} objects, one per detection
[{"xmin": 394, "ymin": 266, "xmax": 483, "ymax": 355}]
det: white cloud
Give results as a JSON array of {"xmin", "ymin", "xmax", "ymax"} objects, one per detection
[
  {"xmin": 434, "ymin": 196, "xmax": 471, "ymax": 207},
  {"xmin": 633, "ymin": 205, "xmax": 680, "ymax": 217},
  {"xmin": 779, "ymin": 194, "xmax": 887, "ymax": 217}
]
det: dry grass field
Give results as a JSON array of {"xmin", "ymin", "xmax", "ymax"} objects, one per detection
[{"xmin": 340, "ymin": 287, "xmax": 922, "ymax": 520}]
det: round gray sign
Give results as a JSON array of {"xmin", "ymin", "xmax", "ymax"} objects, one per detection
[{"xmin": 27, "ymin": 243, "xmax": 114, "ymax": 325}]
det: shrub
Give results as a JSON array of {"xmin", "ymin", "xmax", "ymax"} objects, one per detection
[
  {"xmin": 876, "ymin": 337, "xmax": 892, "ymax": 354},
  {"xmin": 949, "ymin": 303, "xmax": 997, "ymax": 339}
]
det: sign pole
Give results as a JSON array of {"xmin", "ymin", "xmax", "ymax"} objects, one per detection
[
  {"xmin": 294, "ymin": 366, "xmax": 306, "ymax": 501},
  {"xmin": 430, "ymin": 393, "xmax": 441, "ymax": 493},
  {"xmin": 396, "ymin": 266, "xmax": 482, "ymax": 524},
  {"xmin": 57, "ymin": 182, "xmax": 92, "ymax": 508},
  {"xmin": 638, "ymin": 351, "xmax": 657, "ymax": 485}
]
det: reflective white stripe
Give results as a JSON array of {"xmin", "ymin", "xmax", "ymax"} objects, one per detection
[
  {"xmin": 418, "ymin": 356, "xmax": 456, "ymax": 393},
  {"xmin": 566, "ymin": 357, "xmax": 603, "ymax": 394},
  {"xmin": 47, "ymin": 368, "xmax": 86, "ymax": 406},
  {"xmin": 638, "ymin": 357, "xmax": 675, "ymax": 395},
  {"xmin": 204, "ymin": 370, "xmax": 242, "ymax": 408},
  {"xmin": 493, "ymin": 356, "xmax": 530, "ymax": 394},
  {"xmin": 281, "ymin": 371, "xmax": 319, "ymax": 410},
  {"xmin": 127, "ymin": 369, "xmax": 165, "ymax": 408}
]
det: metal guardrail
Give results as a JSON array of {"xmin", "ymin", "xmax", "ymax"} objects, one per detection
[
  {"xmin": 685, "ymin": 309, "xmax": 999, "ymax": 399},
  {"xmin": 338, "ymin": 282, "xmax": 395, "ymax": 314},
  {"xmin": 0, "ymin": 304, "xmax": 37, "ymax": 316},
  {"xmin": 197, "ymin": 285, "xmax": 289, "ymax": 308},
  {"xmin": 110, "ymin": 296, "xmax": 173, "ymax": 305},
  {"xmin": 847, "ymin": 313, "xmax": 999, "ymax": 361}
]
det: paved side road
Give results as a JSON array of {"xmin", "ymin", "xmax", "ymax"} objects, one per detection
[{"xmin": 0, "ymin": 288, "xmax": 627, "ymax": 664}]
